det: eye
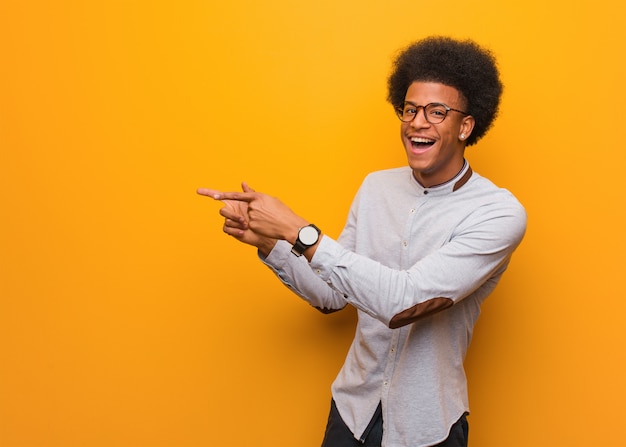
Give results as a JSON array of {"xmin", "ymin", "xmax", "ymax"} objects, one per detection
[
  {"xmin": 428, "ymin": 106, "xmax": 447, "ymax": 117},
  {"xmin": 403, "ymin": 105, "xmax": 417, "ymax": 115}
]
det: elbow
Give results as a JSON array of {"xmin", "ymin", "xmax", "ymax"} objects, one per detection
[
  {"xmin": 314, "ymin": 305, "xmax": 346, "ymax": 314},
  {"xmin": 388, "ymin": 297, "xmax": 453, "ymax": 329}
]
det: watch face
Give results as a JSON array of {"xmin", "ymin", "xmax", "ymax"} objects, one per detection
[{"xmin": 299, "ymin": 226, "xmax": 319, "ymax": 245}]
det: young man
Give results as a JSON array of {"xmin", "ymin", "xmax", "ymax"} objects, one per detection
[{"xmin": 198, "ymin": 36, "xmax": 527, "ymax": 447}]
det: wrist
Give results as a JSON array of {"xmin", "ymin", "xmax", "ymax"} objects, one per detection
[
  {"xmin": 257, "ymin": 237, "xmax": 278, "ymax": 257},
  {"xmin": 291, "ymin": 223, "xmax": 321, "ymax": 257},
  {"xmin": 285, "ymin": 218, "xmax": 310, "ymax": 245}
]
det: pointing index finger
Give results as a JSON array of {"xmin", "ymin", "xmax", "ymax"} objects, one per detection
[
  {"xmin": 196, "ymin": 188, "xmax": 222, "ymax": 199},
  {"xmin": 212, "ymin": 191, "xmax": 255, "ymax": 202},
  {"xmin": 196, "ymin": 188, "xmax": 254, "ymax": 202}
]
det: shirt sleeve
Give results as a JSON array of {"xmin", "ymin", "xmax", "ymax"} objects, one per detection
[
  {"xmin": 259, "ymin": 240, "xmax": 348, "ymax": 313},
  {"xmin": 309, "ymin": 201, "xmax": 527, "ymax": 328}
]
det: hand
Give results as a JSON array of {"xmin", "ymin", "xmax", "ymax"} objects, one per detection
[
  {"xmin": 197, "ymin": 182, "xmax": 277, "ymax": 254},
  {"xmin": 198, "ymin": 186, "xmax": 308, "ymax": 243}
]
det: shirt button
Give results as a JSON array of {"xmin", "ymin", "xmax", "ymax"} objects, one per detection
[
  {"xmin": 410, "ymin": 208, "xmax": 415, "ymax": 213},
  {"xmin": 384, "ymin": 381, "xmax": 389, "ymax": 386},
  {"xmin": 402, "ymin": 241, "xmax": 408, "ymax": 247}
]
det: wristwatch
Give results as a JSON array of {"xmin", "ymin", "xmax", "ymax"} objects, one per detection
[{"xmin": 291, "ymin": 224, "xmax": 321, "ymax": 257}]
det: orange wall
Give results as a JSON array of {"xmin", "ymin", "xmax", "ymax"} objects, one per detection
[{"xmin": 1, "ymin": 1, "xmax": 625, "ymax": 446}]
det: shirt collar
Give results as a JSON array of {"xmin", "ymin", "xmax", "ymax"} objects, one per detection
[{"xmin": 411, "ymin": 160, "xmax": 473, "ymax": 197}]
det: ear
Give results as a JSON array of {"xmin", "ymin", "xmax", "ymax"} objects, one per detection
[{"xmin": 459, "ymin": 115, "xmax": 475, "ymax": 142}]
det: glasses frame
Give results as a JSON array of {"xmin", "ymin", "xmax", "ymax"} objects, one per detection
[{"xmin": 395, "ymin": 102, "xmax": 469, "ymax": 124}]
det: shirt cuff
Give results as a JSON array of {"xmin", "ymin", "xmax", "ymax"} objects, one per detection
[
  {"xmin": 258, "ymin": 239, "xmax": 292, "ymax": 269},
  {"xmin": 309, "ymin": 236, "xmax": 344, "ymax": 281}
]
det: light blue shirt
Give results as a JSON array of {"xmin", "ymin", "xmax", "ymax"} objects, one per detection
[{"xmin": 262, "ymin": 162, "xmax": 526, "ymax": 446}]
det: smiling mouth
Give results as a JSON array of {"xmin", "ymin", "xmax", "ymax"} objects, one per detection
[{"xmin": 410, "ymin": 137, "xmax": 435, "ymax": 149}]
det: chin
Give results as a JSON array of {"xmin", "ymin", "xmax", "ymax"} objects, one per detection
[{"xmin": 407, "ymin": 157, "xmax": 433, "ymax": 173}]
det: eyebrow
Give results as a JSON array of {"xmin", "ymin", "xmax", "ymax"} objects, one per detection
[{"xmin": 402, "ymin": 101, "xmax": 444, "ymax": 107}]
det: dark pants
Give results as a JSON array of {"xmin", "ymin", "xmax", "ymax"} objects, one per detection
[{"xmin": 320, "ymin": 399, "xmax": 469, "ymax": 447}]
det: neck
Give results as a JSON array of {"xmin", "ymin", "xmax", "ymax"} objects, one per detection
[{"xmin": 413, "ymin": 159, "xmax": 467, "ymax": 188}]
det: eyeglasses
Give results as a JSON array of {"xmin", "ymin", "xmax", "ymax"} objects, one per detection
[{"xmin": 395, "ymin": 102, "xmax": 469, "ymax": 124}]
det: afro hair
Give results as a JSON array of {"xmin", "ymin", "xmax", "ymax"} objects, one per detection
[{"xmin": 387, "ymin": 36, "xmax": 503, "ymax": 146}]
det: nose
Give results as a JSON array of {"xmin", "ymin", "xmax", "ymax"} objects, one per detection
[{"xmin": 410, "ymin": 108, "xmax": 430, "ymax": 128}]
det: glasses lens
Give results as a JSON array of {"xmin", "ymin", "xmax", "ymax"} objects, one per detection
[
  {"xmin": 398, "ymin": 104, "xmax": 417, "ymax": 122},
  {"xmin": 424, "ymin": 104, "xmax": 447, "ymax": 124}
]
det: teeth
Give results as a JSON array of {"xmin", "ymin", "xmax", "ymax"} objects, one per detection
[{"xmin": 411, "ymin": 137, "xmax": 434, "ymax": 143}]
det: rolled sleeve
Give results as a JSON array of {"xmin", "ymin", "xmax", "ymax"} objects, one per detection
[{"xmin": 260, "ymin": 240, "xmax": 347, "ymax": 313}]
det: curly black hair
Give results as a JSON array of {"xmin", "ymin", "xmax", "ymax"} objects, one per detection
[{"xmin": 387, "ymin": 36, "xmax": 502, "ymax": 146}]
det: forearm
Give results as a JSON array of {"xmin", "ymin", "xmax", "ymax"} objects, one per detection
[
  {"xmin": 261, "ymin": 240, "xmax": 347, "ymax": 313},
  {"xmin": 311, "ymin": 227, "xmax": 523, "ymax": 328}
]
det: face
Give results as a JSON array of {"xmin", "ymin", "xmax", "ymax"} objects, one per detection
[{"xmin": 400, "ymin": 82, "xmax": 474, "ymax": 187}]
